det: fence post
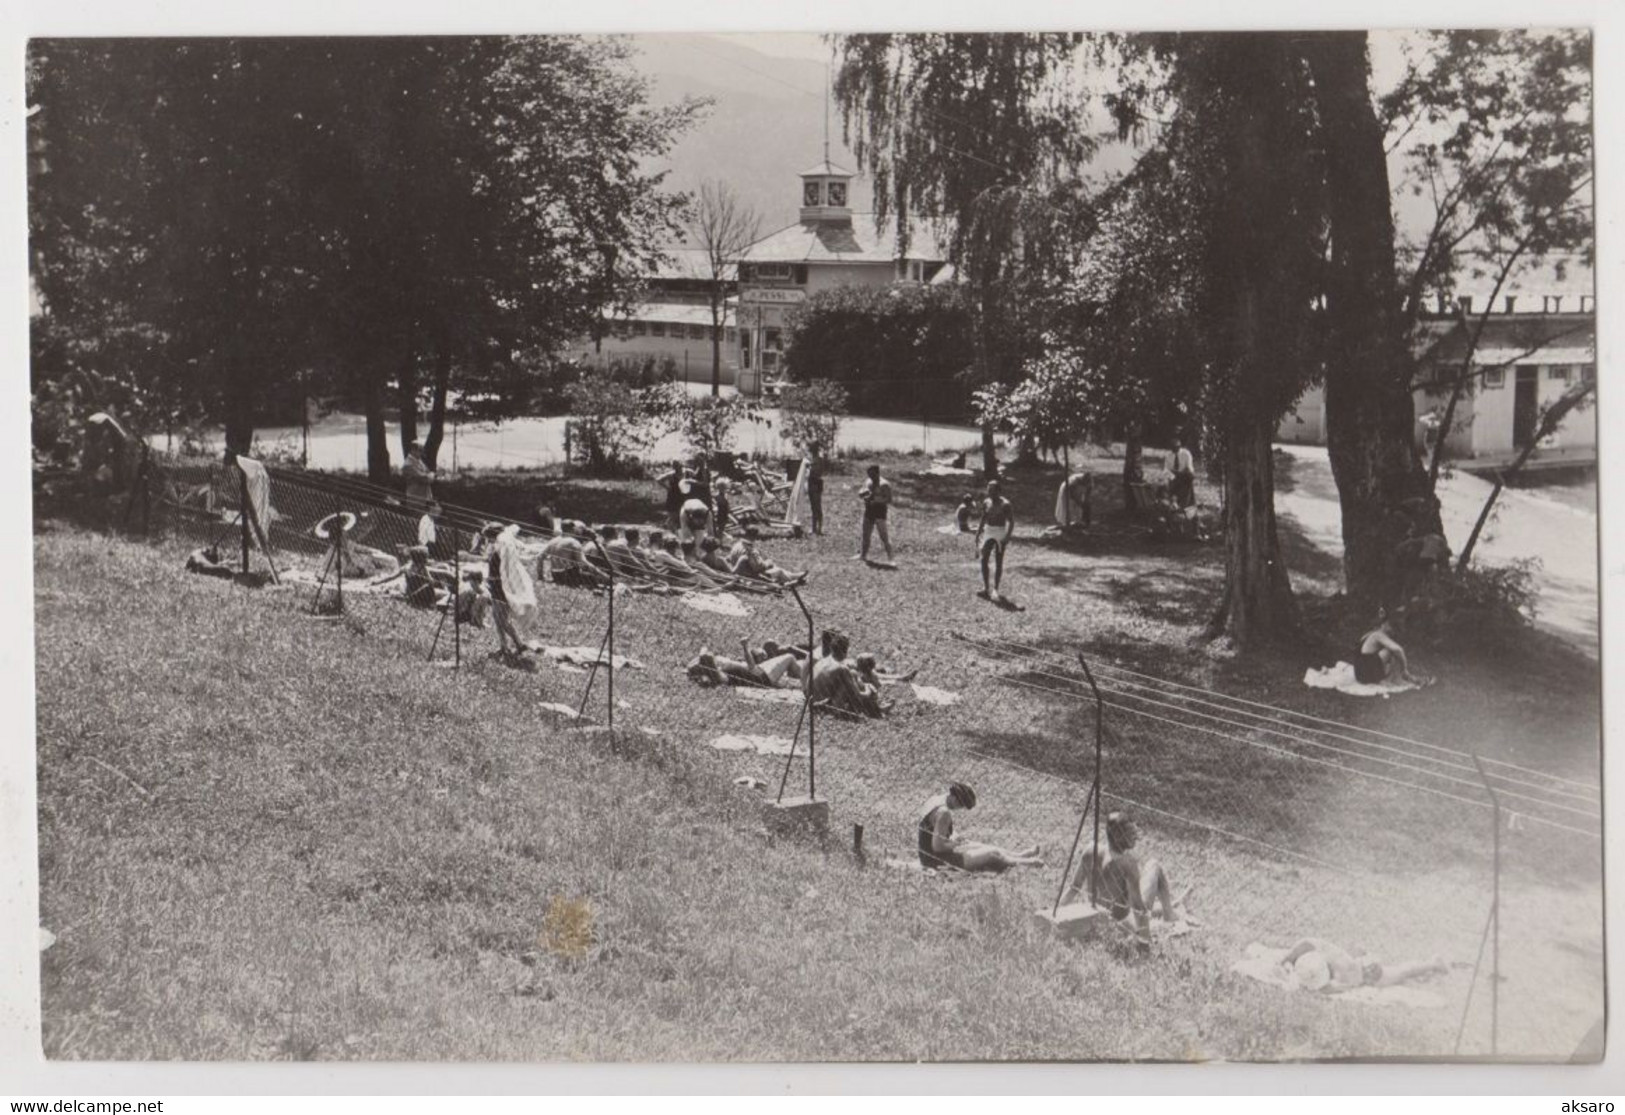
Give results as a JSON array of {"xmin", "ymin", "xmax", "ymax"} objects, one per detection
[
  {"xmin": 452, "ymin": 521, "xmax": 461, "ymax": 669},
  {"xmin": 1470, "ymin": 754, "xmax": 1501, "ymax": 1056},
  {"xmin": 333, "ymin": 493, "xmax": 344, "ymax": 615},
  {"xmin": 590, "ymin": 539, "xmax": 617, "ymax": 736},
  {"xmin": 791, "ymin": 584, "xmax": 815, "ymax": 800},
  {"xmin": 239, "ymin": 461, "xmax": 251, "ymax": 575},
  {"xmin": 1079, "ymin": 655, "xmax": 1105, "ymax": 907}
]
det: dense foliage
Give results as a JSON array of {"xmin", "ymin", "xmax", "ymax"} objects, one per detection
[{"xmin": 782, "ymin": 284, "xmax": 975, "ymax": 421}]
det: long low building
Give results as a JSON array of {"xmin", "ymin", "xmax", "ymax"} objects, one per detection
[
  {"xmin": 1278, "ymin": 277, "xmax": 1596, "ymax": 470},
  {"xmin": 568, "ymin": 249, "xmax": 740, "ymax": 385}
]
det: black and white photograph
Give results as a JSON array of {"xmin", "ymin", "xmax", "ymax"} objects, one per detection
[{"xmin": 11, "ymin": 8, "xmax": 1611, "ymax": 1081}]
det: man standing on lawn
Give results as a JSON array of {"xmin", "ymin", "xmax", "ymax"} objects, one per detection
[
  {"xmin": 856, "ymin": 463, "xmax": 895, "ymax": 563},
  {"xmin": 976, "ymin": 479, "xmax": 1015, "ymax": 601}
]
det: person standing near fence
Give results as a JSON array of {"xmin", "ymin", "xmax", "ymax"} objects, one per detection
[
  {"xmin": 402, "ymin": 440, "xmax": 436, "ymax": 506},
  {"xmin": 856, "ymin": 463, "xmax": 895, "ymax": 563}
]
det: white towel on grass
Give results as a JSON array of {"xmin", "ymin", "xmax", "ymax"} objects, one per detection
[
  {"xmin": 911, "ymin": 684, "xmax": 961, "ymax": 706},
  {"xmin": 710, "ymin": 734, "xmax": 798, "ymax": 756},
  {"xmin": 682, "ymin": 592, "xmax": 750, "ymax": 617},
  {"xmin": 1304, "ymin": 662, "xmax": 1424, "ymax": 698}
]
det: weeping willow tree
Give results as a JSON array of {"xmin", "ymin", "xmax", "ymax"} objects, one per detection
[{"xmin": 832, "ymin": 33, "xmax": 1099, "ymax": 474}]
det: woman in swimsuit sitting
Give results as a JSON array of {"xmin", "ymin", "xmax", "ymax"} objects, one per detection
[
  {"xmin": 1354, "ymin": 612, "xmax": 1420, "ymax": 685},
  {"xmin": 916, "ymin": 782, "xmax": 1044, "ymax": 873},
  {"xmin": 1061, "ymin": 811, "xmax": 1184, "ymax": 951}
]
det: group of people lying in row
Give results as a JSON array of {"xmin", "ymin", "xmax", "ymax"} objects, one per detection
[{"xmin": 685, "ymin": 628, "xmax": 915, "ymax": 720}]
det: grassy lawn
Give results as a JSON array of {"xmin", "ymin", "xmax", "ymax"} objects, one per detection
[{"xmin": 33, "ymin": 449, "xmax": 1602, "ymax": 1060}]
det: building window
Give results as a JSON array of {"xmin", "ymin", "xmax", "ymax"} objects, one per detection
[
  {"xmin": 804, "ymin": 180, "xmax": 822, "ymax": 207},
  {"xmin": 1581, "ymin": 363, "xmax": 1596, "ymax": 383},
  {"xmin": 828, "ymin": 180, "xmax": 847, "ymax": 206},
  {"xmin": 1548, "ymin": 365, "xmax": 1572, "ymax": 383},
  {"xmin": 631, "ymin": 321, "xmax": 647, "ymax": 337},
  {"xmin": 764, "ymin": 327, "xmax": 783, "ymax": 352},
  {"xmin": 649, "ymin": 321, "xmax": 666, "ymax": 337},
  {"xmin": 688, "ymin": 323, "xmax": 707, "ymax": 340},
  {"xmin": 740, "ymin": 335, "xmax": 751, "ymax": 369},
  {"xmin": 755, "ymin": 263, "xmax": 792, "ymax": 281},
  {"xmin": 725, "ymin": 327, "xmax": 736, "ymax": 344},
  {"xmin": 1482, "ymin": 367, "xmax": 1505, "ymax": 389},
  {"xmin": 793, "ymin": 265, "xmax": 808, "ymax": 285}
]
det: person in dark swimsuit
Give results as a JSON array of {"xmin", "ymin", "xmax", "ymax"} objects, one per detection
[
  {"xmin": 916, "ymin": 782, "xmax": 1043, "ymax": 872},
  {"xmin": 806, "ymin": 446, "xmax": 826, "ymax": 535},
  {"xmin": 857, "ymin": 464, "xmax": 895, "ymax": 562},
  {"xmin": 1354, "ymin": 615, "xmax": 1418, "ymax": 685},
  {"xmin": 482, "ymin": 523, "xmax": 526, "ymax": 658},
  {"xmin": 976, "ymin": 479, "xmax": 1016, "ymax": 600}
]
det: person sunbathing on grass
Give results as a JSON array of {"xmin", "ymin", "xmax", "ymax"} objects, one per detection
[
  {"xmin": 648, "ymin": 535, "xmax": 705, "ymax": 589},
  {"xmin": 539, "ymin": 527, "xmax": 600, "ymax": 588},
  {"xmin": 1278, "ymin": 938, "xmax": 1447, "ymax": 992},
  {"xmin": 1354, "ymin": 612, "xmax": 1422, "ymax": 686},
  {"xmin": 739, "ymin": 638, "xmax": 809, "ymax": 685},
  {"xmin": 806, "ymin": 632, "xmax": 886, "ymax": 719},
  {"xmin": 1060, "ymin": 811, "xmax": 1184, "ymax": 951},
  {"xmin": 401, "ymin": 545, "xmax": 440, "ymax": 607},
  {"xmin": 728, "ymin": 538, "xmax": 807, "ymax": 587},
  {"xmin": 604, "ymin": 527, "xmax": 657, "ymax": 581},
  {"xmin": 686, "ymin": 647, "xmax": 772, "ymax": 689},
  {"xmin": 456, "ymin": 569, "xmax": 491, "ymax": 629},
  {"xmin": 955, "ymin": 493, "xmax": 978, "ymax": 533},
  {"xmin": 185, "ymin": 544, "xmax": 236, "ymax": 580},
  {"xmin": 917, "ymin": 782, "xmax": 1044, "ymax": 873}
]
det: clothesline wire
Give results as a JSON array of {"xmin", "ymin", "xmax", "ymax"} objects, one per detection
[
  {"xmin": 964, "ymin": 632, "xmax": 1599, "ymax": 795},
  {"xmin": 990, "ymin": 673, "xmax": 1600, "ymax": 841},
  {"xmin": 973, "ymin": 646, "xmax": 1601, "ymax": 821}
]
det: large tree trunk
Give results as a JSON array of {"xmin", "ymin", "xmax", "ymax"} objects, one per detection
[
  {"xmin": 397, "ymin": 349, "xmax": 419, "ymax": 457},
  {"xmin": 1210, "ymin": 415, "xmax": 1297, "ymax": 644},
  {"xmin": 363, "ymin": 369, "xmax": 391, "ymax": 483},
  {"xmin": 1304, "ymin": 32, "xmax": 1439, "ymax": 606},
  {"xmin": 422, "ymin": 341, "xmax": 452, "ymax": 470},
  {"xmin": 1122, "ymin": 427, "xmax": 1145, "ymax": 511}
]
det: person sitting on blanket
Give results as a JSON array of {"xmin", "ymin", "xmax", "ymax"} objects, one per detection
[
  {"xmin": 917, "ymin": 782, "xmax": 1044, "ymax": 873},
  {"xmin": 806, "ymin": 632, "xmax": 885, "ymax": 718},
  {"xmin": 853, "ymin": 653, "xmax": 882, "ymax": 692},
  {"xmin": 402, "ymin": 545, "xmax": 440, "ymax": 607},
  {"xmin": 456, "ymin": 569, "xmax": 491, "ymax": 628},
  {"xmin": 185, "ymin": 544, "xmax": 236, "ymax": 580},
  {"xmin": 1278, "ymin": 937, "xmax": 1447, "ymax": 992},
  {"xmin": 686, "ymin": 647, "xmax": 771, "ymax": 688},
  {"xmin": 713, "ymin": 477, "xmax": 733, "ymax": 539},
  {"xmin": 1061, "ymin": 810, "xmax": 1184, "ymax": 951},
  {"xmin": 728, "ymin": 538, "xmax": 807, "ymax": 587},
  {"xmin": 539, "ymin": 528, "xmax": 597, "ymax": 588},
  {"xmin": 649, "ymin": 534, "xmax": 704, "ymax": 588},
  {"xmin": 1355, "ymin": 612, "xmax": 1421, "ymax": 685},
  {"xmin": 677, "ymin": 483, "xmax": 713, "ymax": 557},
  {"xmin": 955, "ymin": 493, "xmax": 978, "ymax": 533},
  {"xmin": 606, "ymin": 527, "xmax": 657, "ymax": 582}
]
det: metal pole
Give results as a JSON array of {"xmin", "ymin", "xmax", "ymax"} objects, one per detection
[
  {"xmin": 452, "ymin": 522, "xmax": 461, "ymax": 669},
  {"xmin": 791, "ymin": 584, "xmax": 815, "ymax": 799},
  {"xmin": 1454, "ymin": 902, "xmax": 1496, "ymax": 1055},
  {"xmin": 333, "ymin": 495, "xmax": 344, "ymax": 615},
  {"xmin": 1079, "ymin": 654, "xmax": 1105, "ymax": 906},
  {"xmin": 605, "ymin": 554, "xmax": 615, "ymax": 735},
  {"xmin": 239, "ymin": 463, "xmax": 251, "ymax": 575},
  {"xmin": 1471, "ymin": 753, "xmax": 1501, "ymax": 1056},
  {"xmin": 1052, "ymin": 781, "xmax": 1097, "ymax": 917}
]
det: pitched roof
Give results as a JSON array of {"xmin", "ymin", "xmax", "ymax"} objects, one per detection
[
  {"xmin": 649, "ymin": 248, "xmax": 735, "ymax": 283},
  {"xmin": 738, "ymin": 214, "xmax": 948, "ymax": 265},
  {"xmin": 1414, "ymin": 315, "xmax": 1595, "ymax": 366},
  {"xmin": 799, "ymin": 159, "xmax": 854, "ymax": 177}
]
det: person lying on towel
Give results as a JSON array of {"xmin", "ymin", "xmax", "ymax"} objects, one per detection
[
  {"xmin": 728, "ymin": 538, "xmax": 807, "ymax": 587},
  {"xmin": 686, "ymin": 648, "xmax": 771, "ymax": 688},
  {"xmin": 917, "ymin": 781, "xmax": 1044, "ymax": 873},
  {"xmin": 1279, "ymin": 938, "xmax": 1446, "ymax": 992}
]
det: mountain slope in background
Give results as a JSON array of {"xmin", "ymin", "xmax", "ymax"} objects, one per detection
[{"xmin": 634, "ymin": 34, "xmax": 867, "ymax": 240}]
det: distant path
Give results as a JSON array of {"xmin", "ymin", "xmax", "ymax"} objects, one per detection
[{"xmin": 1274, "ymin": 445, "xmax": 1598, "ymax": 655}]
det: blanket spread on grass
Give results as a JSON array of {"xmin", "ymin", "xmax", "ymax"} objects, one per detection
[
  {"xmin": 1303, "ymin": 661, "xmax": 1424, "ymax": 698},
  {"xmin": 911, "ymin": 683, "xmax": 961, "ymax": 706},
  {"xmin": 276, "ymin": 567, "xmax": 400, "ymax": 596},
  {"xmin": 681, "ymin": 591, "xmax": 750, "ymax": 617},
  {"xmin": 927, "ymin": 462, "xmax": 977, "ymax": 477},
  {"xmin": 523, "ymin": 643, "xmax": 645, "ymax": 671},
  {"xmin": 1231, "ymin": 943, "xmax": 1446, "ymax": 1009},
  {"xmin": 710, "ymin": 734, "xmax": 798, "ymax": 756}
]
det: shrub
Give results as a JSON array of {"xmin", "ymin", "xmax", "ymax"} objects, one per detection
[
  {"xmin": 563, "ymin": 378, "xmax": 668, "ymax": 473},
  {"xmin": 666, "ymin": 393, "xmax": 764, "ymax": 461},
  {"xmin": 778, "ymin": 380, "xmax": 848, "ymax": 456}
]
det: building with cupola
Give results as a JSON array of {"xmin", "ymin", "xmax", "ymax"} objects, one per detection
[{"xmin": 733, "ymin": 159, "xmax": 952, "ymax": 396}]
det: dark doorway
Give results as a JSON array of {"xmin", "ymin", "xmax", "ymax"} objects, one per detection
[{"xmin": 1514, "ymin": 366, "xmax": 1540, "ymax": 449}]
